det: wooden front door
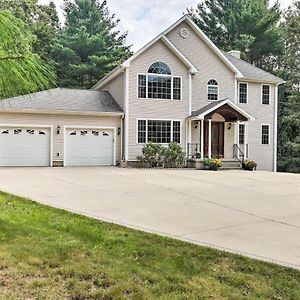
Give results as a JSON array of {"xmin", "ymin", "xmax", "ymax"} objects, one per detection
[{"xmin": 204, "ymin": 122, "xmax": 224, "ymax": 158}]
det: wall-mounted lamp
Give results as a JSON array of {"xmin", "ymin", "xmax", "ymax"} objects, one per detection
[
  {"xmin": 194, "ymin": 122, "xmax": 199, "ymax": 129},
  {"xmin": 227, "ymin": 123, "xmax": 232, "ymax": 130},
  {"xmin": 56, "ymin": 125, "xmax": 61, "ymax": 134},
  {"xmin": 117, "ymin": 127, "xmax": 121, "ymax": 136}
]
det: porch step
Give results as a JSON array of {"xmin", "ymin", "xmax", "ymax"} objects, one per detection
[{"xmin": 220, "ymin": 160, "xmax": 242, "ymax": 170}]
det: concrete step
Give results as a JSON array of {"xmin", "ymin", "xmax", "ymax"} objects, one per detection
[{"xmin": 221, "ymin": 160, "xmax": 242, "ymax": 170}]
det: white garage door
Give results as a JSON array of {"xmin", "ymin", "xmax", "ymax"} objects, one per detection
[
  {"xmin": 0, "ymin": 127, "xmax": 50, "ymax": 166},
  {"xmin": 65, "ymin": 128, "xmax": 114, "ymax": 166}
]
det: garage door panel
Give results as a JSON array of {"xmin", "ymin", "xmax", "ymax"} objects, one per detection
[
  {"xmin": 65, "ymin": 128, "xmax": 114, "ymax": 166},
  {"xmin": 0, "ymin": 127, "xmax": 50, "ymax": 166}
]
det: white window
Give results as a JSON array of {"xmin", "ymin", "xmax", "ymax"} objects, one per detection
[
  {"xmin": 239, "ymin": 82, "xmax": 248, "ymax": 103},
  {"xmin": 137, "ymin": 120, "xmax": 181, "ymax": 144},
  {"xmin": 261, "ymin": 125, "xmax": 270, "ymax": 145},
  {"xmin": 262, "ymin": 85, "xmax": 270, "ymax": 105},
  {"xmin": 207, "ymin": 79, "xmax": 218, "ymax": 101},
  {"xmin": 137, "ymin": 62, "xmax": 181, "ymax": 100},
  {"xmin": 239, "ymin": 124, "xmax": 245, "ymax": 144}
]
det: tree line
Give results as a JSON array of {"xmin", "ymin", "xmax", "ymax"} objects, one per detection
[{"xmin": 0, "ymin": 0, "xmax": 299, "ymax": 173}]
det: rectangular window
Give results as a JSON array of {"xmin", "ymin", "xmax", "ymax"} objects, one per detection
[
  {"xmin": 138, "ymin": 120, "xmax": 146, "ymax": 143},
  {"xmin": 173, "ymin": 77, "xmax": 181, "ymax": 100},
  {"xmin": 208, "ymin": 86, "xmax": 218, "ymax": 101},
  {"xmin": 137, "ymin": 120, "xmax": 180, "ymax": 144},
  {"xmin": 173, "ymin": 121, "xmax": 181, "ymax": 143},
  {"xmin": 262, "ymin": 85, "xmax": 270, "ymax": 105},
  {"xmin": 239, "ymin": 124, "xmax": 245, "ymax": 145},
  {"xmin": 239, "ymin": 83, "xmax": 248, "ymax": 103},
  {"xmin": 138, "ymin": 75, "xmax": 147, "ymax": 98},
  {"xmin": 261, "ymin": 125, "xmax": 270, "ymax": 145},
  {"xmin": 138, "ymin": 74, "xmax": 181, "ymax": 100}
]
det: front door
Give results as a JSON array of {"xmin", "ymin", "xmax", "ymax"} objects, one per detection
[{"xmin": 204, "ymin": 122, "xmax": 224, "ymax": 158}]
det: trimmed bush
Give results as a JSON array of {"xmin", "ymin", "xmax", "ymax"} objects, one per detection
[{"xmin": 243, "ymin": 160, "xmax": 257, "ymax": 171}]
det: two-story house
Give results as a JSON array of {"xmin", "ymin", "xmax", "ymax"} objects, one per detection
[{"xmin": 0, "ymin": 15, "xmax": 284, "ymax": 171}]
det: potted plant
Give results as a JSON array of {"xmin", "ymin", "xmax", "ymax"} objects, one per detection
[
  {"xmin": 243, "ymin": 160, "xmax": 257, "ymax": 171},
  {"xmin": 209, "ymin": 158, "xmax": 222, "ymax": 171}
]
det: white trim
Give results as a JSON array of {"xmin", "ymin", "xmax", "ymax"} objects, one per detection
[
  {"xmin": 188, "ymin": 73, "xmax": 192, "ymax": 115},
  {"xmin": 261, "ymin": 84, "xmax": 271, "ymax": 105},
  {"xmin": 136, "ymin": 118, "xmax": 182, "ymax": 145},
  {"xmin": 234, "ymin": 78, "xmax": 238, "ymax": 103},
  {"xmin": 238, "ymin": 82, "xmax": 248, "ymax": 104},
  {"xmin": 0, "ymin": 123, "xmax": 53, "ymax": 167},
  {"xmin": 274, "ymin": 84, "xmax": 279, "ymax": 171},
  {"xmin": 208, "ymin": 119, "xmax": 212, "ymax": 158},
  {"xmin": 137, "ymin": 73, "xmax": 182, "ymax": 101},
  {"xmin": 124, "ymin": 68, "xmax": 129, "ymax": 160},
  {"xmin": 193, "ymin": 99, "xmax": 255, "ymax": 121},
  {"xmin": 261, "ymin": 123, "xmax": 271, "ymax": 145},
  {"xmin": 200, "ymin": 119, "xmax": 204, "ymax": 159},
  {"xmin": 207, "ymin": 79, "xmax": 219, "ymax": 101},
  {"xmin": 236, "ymin": 120, "xmax": 240, "ymax": 159},
  {"xmin": 63, "ymin": 125, "xmax": 117, "ymax": 166},
  {"xmin": 0, "ymin": 109, "xmax": 124, "ymax": 117},
  {"xmin": 163, "ymin": 15, "xmax": 243, "ymax": 78}
]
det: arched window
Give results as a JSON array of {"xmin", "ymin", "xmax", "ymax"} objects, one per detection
[
  {"xmin": 207, "ymin": 79, "xmax": 219, "ymax": 101},
  {"xmin": 148, "ymin": 62, "xmax": 171, "ymax": 75}
]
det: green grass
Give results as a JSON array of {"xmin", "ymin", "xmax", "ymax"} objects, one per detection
[{"xmin": 0, "ymin": 192, "xmax": 299, "ymax": 299}]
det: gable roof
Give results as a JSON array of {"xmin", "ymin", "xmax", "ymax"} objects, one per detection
[
  {"xmin": 0, "ymin": 88, "xmax": 123, "ymax": 115},
  {"xmin": 222, "ymin": 51, "xmax": 285, "ymax": 84},
  {"xmin": 189, "ymin": 98, "xmax": 255, "ymax": 121}
]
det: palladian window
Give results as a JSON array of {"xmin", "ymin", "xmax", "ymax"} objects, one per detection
[{"xmin": 138, "ymin": 62, "xmax": 181, "ymax": 100}]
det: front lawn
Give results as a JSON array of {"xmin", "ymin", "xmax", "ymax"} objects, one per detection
[{"xmin": 0, "ymin": 192, "xmax": 299, "ymax": 299}]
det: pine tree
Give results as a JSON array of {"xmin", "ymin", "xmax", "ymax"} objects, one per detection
[
  {"xmin": 277, "ymin": 1, "xmax": 300, "ymax": 173},
  {"xmin": 0, "ymin": 11, "xmax": 56, "ymax": 99},
  {"xmin": 188, "ymin": 0, "xmax": 283, "ymax": 69},
  {"xmin": 51, "ymin": 0, "xmax": 131, "ymax": 88},
  {"xmin": 0, "ymin": 0, "xmax": 60, "ymax": 59}
]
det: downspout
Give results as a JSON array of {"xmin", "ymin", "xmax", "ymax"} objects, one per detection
[
  {"xmin": 274, "ymin": 83, "xmax": 279, "ymax": 172},
  {"xmin": 120, "ymin": 114, "xmax": 124, "ymax": 160}
]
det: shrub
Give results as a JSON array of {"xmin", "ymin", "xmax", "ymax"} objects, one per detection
[
  {"xmin": 203, "ymin": 158, "xmax": 222, "ymax": 170},
  {"xmin": 243, "ymin": 160, "xmax": 257, "ymax": 171},
  {"xmin": 164, "ymin": 142, "xmax": 186, "ymax": 168},
  {"xmin": 137, "ymin": 142, "xmax": 186, "ymax": 168}
]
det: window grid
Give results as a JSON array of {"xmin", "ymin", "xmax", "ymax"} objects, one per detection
[
  {"xmin": 173, "ymin": 77, "xmax": 181, "ymax": 100},
  {"xmin": 173, "ymin": 121, "xmax": 181, "ymax": 143},
  {"xmin": 138, "ymin": 75, "xmax": 147, "ymax": 98},
  {"xmin": 239, "ymin": 83, "xmax": 248, "ymax": 103},
  {"xmin": 261, "ymin": 125, "xmax": 270, "ymax": 145},
  {"xmin": 207, "ymin": 79, "xmax": 218, "ymax": 101},
  {"xmin": 138, "ymin": 120, "xmax": 146, "ymax": 143},
  {"xmin": 239, "ymin": 124, "xmax": 245, "ymax": 145},
  {"xmin": 148, "ymin": 75, "xmax": 172, "ymax": 99},
  {"xmin": 262, "ymin": 85, "xmax": 270, "ymax": 105}
]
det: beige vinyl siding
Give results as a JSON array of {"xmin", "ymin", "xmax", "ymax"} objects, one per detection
[
  {"xmin": 128, "ymin": 40, "xmax": 190, "ymax": 160},
  {"xmin": 0, "ymin": 112, "xmax": 122, "ymax": 163},
  {"xmin": 100, "ymin": 72, "xmax": 125, "ymax": 108},
  {"xmin": 237, "ymin": 81, "xmax": 276, "ymax": 171},
  {"xmin": 166, "ymin": 21, "xmax": 235, "ymax": 110}
]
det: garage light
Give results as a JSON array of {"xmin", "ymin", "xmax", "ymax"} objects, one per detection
[{"xmin": 57, "ymin": 125, "xmax": 61, "ymax": 134}]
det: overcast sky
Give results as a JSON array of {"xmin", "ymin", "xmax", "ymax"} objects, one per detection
[{"xmin": 39, "ymin": 0, "xmax": 294, "ymax": 51}]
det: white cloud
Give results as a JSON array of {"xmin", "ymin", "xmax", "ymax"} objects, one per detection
[{"xmin": 39, "ymin": 0, "xmax": 294, "ymax": 51}]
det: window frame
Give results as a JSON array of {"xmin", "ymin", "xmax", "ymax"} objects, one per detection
[
  {"xmin": 207, "ymin": 79, "xmax": 219, "ymax": 101},
  {"xmin": 137, "ymin": 73, "xmax": 182, "ymax": 101},
  {"xmin": 261, "ymin": 84, "xmax": 271, "ymax": 105},
  {"xmin": 239, "ymin": 123, "xmax": 245, "ymax": 145},
  {"xmin": 238, "ymin": 82, "xmax": 248, "ymax": 104},
  {"xmin": 136, "ymin": 118, "xmax": 181, "ymax": 144},
  {"xmin": 261, "ymin": 124, "xmax": 270, "ymax": 145}
]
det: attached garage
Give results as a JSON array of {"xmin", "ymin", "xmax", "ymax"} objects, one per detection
[
  {"xmin": 0, "ymin": 126, "xmax": 51, "ymax": 166},
  {"xmin": 65, "ymin": 127, "xmax": 115, "ymax": 166}
]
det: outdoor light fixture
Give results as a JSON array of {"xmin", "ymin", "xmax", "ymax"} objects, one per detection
[
  {"xmin": 117, "ymin": 127, "xmax": 121, "ymax": 135},
  {"xmin": 227, "ymin": 123, "xmax": 232, "ymax": 130},
  {"xmin": 194, "ymin": 122, "xmax": 198, "ymax": 129},
  {"xmin": 56, "ymin": 125, "xmax": 61, "ymax": 134}
]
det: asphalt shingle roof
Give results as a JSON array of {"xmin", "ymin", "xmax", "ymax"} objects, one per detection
[
  {"xmin": 0, "ymin": 88, "xmax": 123, "ymax": 113},
  {"xmin": 190, "ymin": 99, "xmax": 226, "ymax": 117},
  {"xmin": 222, "ymin": 51, "xmax": 284, "ymax": 83}
]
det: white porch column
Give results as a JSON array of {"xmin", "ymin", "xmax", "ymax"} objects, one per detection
[
  {"xmin": 236, "ymin": 120, "xmax": 240, "ymax": 159},
  {"xmin": 188, "ymin": 120, "xmax": 192, "ymax": 144},
  {"xmin": 200, "ymin": 119, "xmax": 204, "ymax": 159},
  {"xmin": 208, "ymin": 119, "xmax": 212, "ymax": 159},
  {"xmin": 244, "ymin": 122, "xmax": 248, "ymax": 159}
]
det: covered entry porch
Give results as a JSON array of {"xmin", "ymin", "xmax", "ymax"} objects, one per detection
[{"xmin": 187, "ymin": 99, "xmax": 255, "ymax": 162}]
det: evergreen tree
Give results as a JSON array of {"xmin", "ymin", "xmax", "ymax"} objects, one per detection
[
  {"xmin": 0, "ymin": 0, "xmax": 60, "ymax": 59},
  {"xmin": 188, "ymin": 0, "xmax": 283, "ymax": 69},
  {"xmin": 51, "ymin": 0, "xmax": 131, "ymax": 88},
  {"xmin": 0, "ymin": 11, "xmax": 56, "ymax": 99},
  {"xmin": 277, "ymin": 1, "xmax": 300, "ymax": 173}
]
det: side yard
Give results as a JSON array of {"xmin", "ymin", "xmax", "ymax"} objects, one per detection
[{"xmin": 0, "ymin": 192, "xmax": 299, "ymax": 299}]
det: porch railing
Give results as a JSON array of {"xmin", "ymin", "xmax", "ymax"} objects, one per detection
[
  {"xmin": 233, "ymin": 144, "xmax": 247, "ymax": 165},
  {"xmin": 187, "ymin": 143, "xmax": 202, "ymax": 159}
]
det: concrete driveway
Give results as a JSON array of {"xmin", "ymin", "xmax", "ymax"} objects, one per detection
[{"xmin": 0, "ymin": 167, "xmax": 299, "ymax": 269}]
